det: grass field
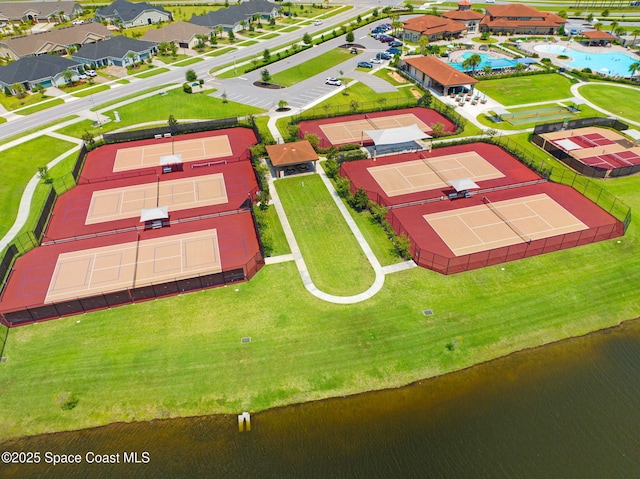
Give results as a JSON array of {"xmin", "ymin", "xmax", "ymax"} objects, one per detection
[
  {"xmin": 270, "ymin": 49, "xmax": 357, "ymax": 87},
  {"xmin": 134, "ymin": 67, "xmax": 170, "ymax": 79},
  {"xmin": 262, "ymin": 205, "xmax": 290, "ymax": 256},
  {"xmin": 2, "ymin": 165, "xmax": 639, "ymax": 438},
  {"xmin": 476, "ymin": 103, "xmax": 607, "ymax": 131},
  {"xmin": 275, "ymin": 175, "xmax": 376, "ymax": 295},
  {"xmin": 577, "ymin": 83, "xmax": 640, "ymax": 122},
  {"xmin": 0, "ymin": 136, "xmax": 76, "ymax": 239},
  {"xmin": 476, "ymin": 74, "xmax": 575, "ymax": 106},
  {"xmin": 71, "ymin": 85, "xmax": 110, "ymax": 98},
  {"xmin": 14, "ymin": 98, "xmax": 65, "ymax": 115},
  {"xmin": 174, "ymin": 57, "xmax": 204, "ymax": 67},
  {"xmin": 0, "ymin": 92, "xmax": 52, "ymax": 111},
  {"xmin": 206, "ymin": 47, "xmax": 237, "ymax": 57}
]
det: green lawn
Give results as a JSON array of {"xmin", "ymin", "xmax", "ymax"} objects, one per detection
[
  {"xmin": 134, "ymin": 67, "xmax": 170, "ymax": 79},
  {"xmin": 0, "ymin": 92, "xmax": 55, "ymax": 111},
  {"xmin": 476, "ymin": 103, "xmax": 607, "ymax": 131},
  {"xmin": 71, "ymin": 84, "xmax": 110, "ymax": 98},
  {"xmin": 0, "ymin": 136, "xmax": 76, "ymax": 239},
  {"xmin": 14, "ymin": 98, "xmax": 65, "ymax": 115},
  {"xmin": 206, "ymin": 47, "xmax": 237, "ymax": 57},
  {"xmin": 270, "ymin": 49, "xmax": 356, "ymax": 87},
  {"xmin": 280, "ymin": 26, "xmax": 300, "ymax": 32},
  {"xmin": 260, "ymin": 33, "xmax": 279, "ymax": 40},
  {"xmin": 275, "ymin": 175, "xmax": 375, "ymax": 295},
  {"xmin": 156, "ymin": 54, "xmax": 190, "ymax": 64},
  {"xmin": 238, "ymin": 40, "xmax": 259, "ymax": 46},
  {"xmin": 92, "ymin": 85, "xmax": 171, "ymax": 111},
  {"xmin": 578, "ymin": 83, "xmax": 640, "ymax": 122},
  {"xmin": 174, "ymin": 57, "xmax": 204, "ymax": 67},
  {"xmin": 476, "ymin": 74, "xmax": 575, "ymax": 106},
  {"xmin": 262, "ymin": 205, "xmax": 290, "ymax": 256},
  {"xmin": 374, "ymin": 68, "xmax": 410, "ymax": 87}
]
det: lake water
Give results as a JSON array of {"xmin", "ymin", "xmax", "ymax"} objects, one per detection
[{"xmin": 2, "ymin": 320, "xmax": 640, "ymax": 478}]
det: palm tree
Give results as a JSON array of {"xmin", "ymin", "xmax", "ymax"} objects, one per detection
[
  {"xmin": 418, "ymin": 36, "xmax": 429, "ymax": 55},
  {"xmin": 629, "ymin": 62, "xmax": 640, "ymax": 77},
  {"xmin": 593, "ymin": 22, "xmax": 603, "ymax": 31},
  {"xmin": 632, "ymin": 28, "xmax": 640, "ymax": 47},
  {"xmin": 461, "ymin": 53, "xmax": 482, "ymax": 75}
]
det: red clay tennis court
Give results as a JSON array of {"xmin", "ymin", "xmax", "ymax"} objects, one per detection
[
  {"xmin": 298, "ymin": 107, "xmax": 456, "ymax": 147},
  {"xmin": 0, "ymin": 213, "xmax": 262, "ymax": 325},
  {"xmin": 85, "ymin": 174, "xmax": 228, "ymax": 225},
  {"xmin": 80, "ymin": 128, "xmax": 257, "ymax": 182},
  {"xmin": 539, "ymin": 127, "xmax": 640, "ymax": 175},
  {"xmin": 388, "ymin": 182, "xmax": 623, "ymax": 274},
  {"xmin": 341, "ymin": 143, "xmax": 542, "ymax": 207},
  {"xmin": 113, "ymin": 135, "xmax": 232, "ymax": 172},
  {"xmin": 47, "ymin": 160, "xmax": 258, "ymax": 240}
]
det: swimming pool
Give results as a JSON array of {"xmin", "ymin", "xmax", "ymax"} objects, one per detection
[
  {"xmin": 534, "ymin": 44, "xmax": 638, "ymax": 76},
  {"xmin": 449, "ymin": 52, "xmax": 518, "ymax": 72}
]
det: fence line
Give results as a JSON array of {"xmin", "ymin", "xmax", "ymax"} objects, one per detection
[{"xmin": 102, "ymin": 117, "xmax": 239, "ymax": 144}]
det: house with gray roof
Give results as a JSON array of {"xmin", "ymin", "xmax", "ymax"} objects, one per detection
[
  {"xmin": 95, "ymin": 0, "xmax": 172, "ymax": 29},
  {"xmin": 0, "ymin": 2, "xmax": 82, "ymax": 25},
  {"xmin": 190, "ymin": 0, "xmax": 280, "ymax": 32},
  {"xmin": 72, "ymin": 36, "xmax": 157, "ymax": 68},
  {"xmin": 0, "ymin": 55, "xmax": 83, "ymax": 93},
  {"xmin": 0, "ymin": 23, "xmax": 112, "ymax": 61},
  {"xmin": 142, "ymin": 21, "xmax": 210, "ymax": 49}
]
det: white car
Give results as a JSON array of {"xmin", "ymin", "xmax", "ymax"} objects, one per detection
[
  {"xmin": 370, "ymin": 58, "xmax": 383, "ymax": 64},
  {"xmin": 85, "ymin": 69, "xmax": 97, "ymax": 77},
  {"xmin": 314, "ymin": 20, "xmax": 323, "ymax": 26},
  {"xmin": 77, "ymin": 73, "xmax": 88, "ymax": 80},
  {"xmin": 72, "ymin": 19, "xmax": 84, "ymax": 25},
  {"xmin": 325, "ymin": 77, "xmax": 342, "ymax": 86}
]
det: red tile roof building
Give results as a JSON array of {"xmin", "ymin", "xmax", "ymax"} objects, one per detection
[
  {"xmin": 402, "ymin": 15, "xmax": 466, "ymax": 42},
  {"xmin": 480, "ymin": 4, "xmax": 566, "ymax": 35},
  {"xmin": 400, "ymin": 56, "xmax": 478, "ymax": 96}
]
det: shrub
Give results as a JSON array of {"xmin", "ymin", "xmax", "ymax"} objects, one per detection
[
  {"xmin": 323, "ymin": 158, "xmax": 340, "ymax": 178},
  {"xmin": 183, "ymin": 82, "xmax": 192, "ymax": 93},
  {"xmin": 185, "ymin": 68, "xmax": 197, "ymax": 82},
  {"xmin": 393, "ymin": 234, "xmax": 412, "ymax": 260},
  {"xmin": 335, "ymin": 176, "xmax": 351, "ymax": 199}
]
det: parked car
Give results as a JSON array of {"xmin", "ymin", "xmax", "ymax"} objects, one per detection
[
  {"xmin": 379, "ymin": 36, "xmax": 394, "ymax": 43},
  {"xmin": 386, "ymin": 47, "xmax": 402, "ymax": 55},
  {"xmin": 77, "ymin": 73, "xmax": 88, "ymax": 80},
  {"xmin": 85, "ymin": 69, "xmax": 97, "ymax": 77},
  {"xmin": 314, "ymin": 20, "xmax": 323, "ymax": 26},
  {"xmin": 357, "ymin": 61, "xmax": 374, "ymax": 69},
  {"xmin": 350, "ymin": 47, "xmax": 359, "ymax": 54},
  {"xmin": 72, "ymin": 19, "xmax": 84, "ymax": 25},
  {"xmin": 325, "ymin": 77, "xmax": 342, "ymax": 86},
  {"xmin": 389, "ymin": 41, "xmax": 403, "ymax": 47},
  {"xmin": 376, "ymin": 52, "xmax": 392, "ymax": 60},
  {"xmin": 370, "ymin": 58, "xmax": 383, "ymax": 64}
]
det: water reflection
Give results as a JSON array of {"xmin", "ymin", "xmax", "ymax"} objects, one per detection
[{"xmin": 3, "ymin": 321, "xmax": 640, "ymax": 478}]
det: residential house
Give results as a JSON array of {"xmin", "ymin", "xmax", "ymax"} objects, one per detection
[
  {"xmin": 402, "ymin": 15, "xmax": 466, "ymax": 43},
  {"xmin": 398, "ymin": 56, "xmax": 478, "ymax": 96},
  {"xmin": 441, "ymin": 1, "xmax": 485, "ymax": 35},
  {"xmin": 0, "ymin": 23, "xmax": 112, "ymax": 61},
  {"xmin": 0, "ymin": 55, "xmax": 83, "ymax": 93},
  {"xmin": 0, "ymin": 2, "xmax": 82, "ymax": 25},
  {"xmin": 95, "ymin": 0, "xmax": 172, "ymax": 29},
  {"xmin": 480, "ymin": 4, "xmax": 567, "ymax": 35},
  {"xmin": 142, "ymin": 21, "xmax": 211, "ymax": 49},
  {"xmin": 72, "ymin": 36, "xmax": 157, "ymax": 68},
  {"xmin": 190, "ymin": 0, "xmax": 281, "ymax": 33}
]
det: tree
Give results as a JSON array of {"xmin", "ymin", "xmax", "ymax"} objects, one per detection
[
  {"xmin": 349, "ymin": 188, "xmax": 370, "ymax": 211},
  {"xmin": 127, "ymin": 52, "xmax": 136, "ymax": 66},
  {"xmin": 593, "ymin": 22, "xmax": 603, "ymax": 31},
  {"xmin": 158, "ymin": 41, "xmax": 169, "ymax": 55},
  {"xmin": 629, "ymin": 62, "xmax": 640, "ymax": 76},
  {"xmin": 62, "ymin": 70, "xmax": 74, "ymax": 84},
  {"xmin": 215, "ymin": 25, "xmax": 224, "ymax": 38},
  {"xmin": 393, "ymin": 234, "xmax": 412, "ymax": 259},
  {"xmin": 283, "ymin": 1, "xmax": 293, "ymax": 13},
  {"xmin": 169, "ymin": 41, "xmax": 178, "ymax": 57},
  {"xmin": 418, "ymin": 35, "xmax": 429, "ymax": 55},
  {"xmin": 346, "ymin": 30, "xmax": 354, "ymax": 43},
  {"xmin": 587, "ymin": 13, "xmax": 594, "ymax": 22},
  {"xmin": 431, "ymin": 122, "xmax": 445, "ymax": 137},
  {"xmin": 194, "ymin": 34, "xmax": 206, "ymax": 50},
  {"xmin": 601, "ymin": 9, "xmax": 609, "ymax": 17},
  {"xmin": 186, "ymin": 68, "xmax": 197, "ymax": 82},
  {"xmin": 261, "ymin": 68, "xmax": 271, "ymax": 83},
  {"xmin": 514, "ymin": 62, "xmax": 526, "ymax": 72},
  {"xmin": 81, "ymin": 130, "xmax": 96, "ymax": 149},
  {"xmin": 483, "ymin": 65, "xmax": 493, "ymax": 75},
  {"xmin": 323, "ymin": 158, "xmax": 339, "ymax": 178},
  {"xmin": 168, "ymin": 114, "xmax": 178, "ymax": 129},
  {"xmin": 277, "ymin": 99, "xmax": 288, "ymax": 110},
  {"xmin": 209, "ymin": 32, "xmax": 217, "ymax": 46},
  {"xmin": 228, "ymin": 29, "xmax": 235, "ymax": 41},
  {"xmin": 302, "ymin": 32, "xmax": 312, "ymax": 45},
  {"xmin": 221, "ymin": 91, "xmax": 228, "ymax": 103},
  {"xmin": 349, "ymin": 99, "xmax": 359, "ymax": 113},
  {"xmin": 461, "ymin": 53, "xmax": 482, "ymax": 74},
  {"xmin": 632, "ymin": 28, "xmax": 640, "ymax": 46},
  {"xmin": 557, "ymin": 10, "xmax": 567, "ymax": 19},
  {"xmin": 263, "ymin": 48, "xmax": 271, "ymax": 62}
]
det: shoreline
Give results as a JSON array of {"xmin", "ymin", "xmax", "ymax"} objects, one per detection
[{"xmin": 2, "ymin": 314, "xmax": 638, "ymax": 444}]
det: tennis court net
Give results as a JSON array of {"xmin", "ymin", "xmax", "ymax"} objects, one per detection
[{"xmin": 482, "ymin": 196, "xmax": 531, "ymax": 243}]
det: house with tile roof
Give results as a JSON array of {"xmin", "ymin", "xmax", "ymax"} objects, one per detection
[
  {"xmin": 142, "ymin": 21, "xmax": 211, "ymax": 49},
  {"xmin": 399, "ymin": 56, "xmax": 478, "ymax": 96},
  {"xmin": 0, "ymin": 55, "xmax": 83, "ymax": 93},
  {"xmin": 0, "ymin": 23, "xmax": 111, "ymax": 61},
  {"xmin": 190, "ymin": 0, "xmax": 280, "ymax": 33},
  {"xmin": 0, "ymin": 2, "xmax": 82, "ymax": 25},
  {"xmin": 441, "ymin": 1, "xmax": 484, "ymax": 35},
  {"xmin": 402, "ymin": 15, "xmax": 467, "ymax": 43},
  {"xmin": 72, "ymin": 36, "xmax": 157, "ymax": 68},
  {"xmin": 480, "ymin": 4, "xmax": 566, "ymax": 35},
  {"xmin": 95, "ymin": 0, "xmax": 172, "ymax": 29}
]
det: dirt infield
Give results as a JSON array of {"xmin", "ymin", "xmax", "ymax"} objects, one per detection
[
  {"xmin": 80, "ymin": 128, "xmax": 257, "ymax": 182},
  {"xmin": 85, "ymin": 174, "xmax": 228, "ymax": 225},
  {"xmin": 113, "ymin": 136, "xmax": 232, "ymax": 173},
  {"xmin": 46, "ymin": 229, "xmax": 223, "ymax": 303},
  {"xmin": 341, "ymin": 143, "xmax": 541, "ymax": 207},
  {"xmin": 298, "ymin": 108, "xmax": 456, "ymax": 147}
]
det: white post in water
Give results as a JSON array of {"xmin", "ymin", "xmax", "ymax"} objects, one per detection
[{"xmin": 238, "ymin": 412, "xmax": 251, "ymax": 432}]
